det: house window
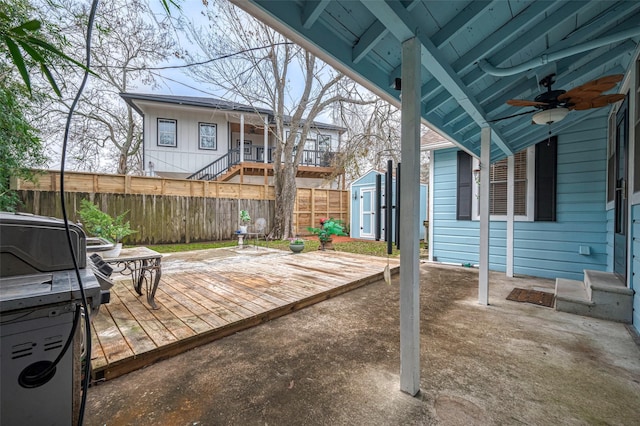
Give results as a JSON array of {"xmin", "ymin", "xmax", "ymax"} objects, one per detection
[
  {"xmin": 457, "ymin": 137, "xmax": 556, "ymax": 221},
  {"xmin": 158, "ymin": 118, "xmax": 177, "ymax": 147},
  {"xmin": 304, "ymin": 139, "xmax": 316, "ymax": 164},
  {"xmin": 318, "ymin": 134, "xmax": 331, "ymax": 152},
  {"xmin": 471, "ymin": 147, "xmax": 534, "ymax": 220},
  {"xmin": 236, "ymin": 139, "xmax": 253, "ymax": 158},
  {"xmin": 486, "ymin": 150, "xmax": 527, "ymax": 216},
  {"xmin": 199, "ymin": 123, "xmax": 217, "ymax": 150}
]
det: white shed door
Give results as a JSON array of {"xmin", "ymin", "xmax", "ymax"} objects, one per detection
[{"xmin": 360, "ymin": 189, "xmax": 375, "ymax": 238}]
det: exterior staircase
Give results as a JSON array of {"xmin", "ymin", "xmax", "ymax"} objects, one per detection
[{"xmin": 555, "ymin": 270, "xmax": 634, "ymax": 323}]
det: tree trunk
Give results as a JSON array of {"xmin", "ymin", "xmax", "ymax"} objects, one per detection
[{"xmin": 270, "ymin": 163, "xmax": 297, "ymax": 240}]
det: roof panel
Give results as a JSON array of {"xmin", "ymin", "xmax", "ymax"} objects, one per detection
[
  {"xmin": 231, "ymin": 0, "xmax": 639, "ymax": 160},
  {"xmin": 414, "ymin": 0, "xmax": 451, "ymax": 33}
]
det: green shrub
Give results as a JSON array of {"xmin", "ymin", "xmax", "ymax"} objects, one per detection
[{"xmin": 77, "ymin": 200, "xmax": 136, "ymax": 243}]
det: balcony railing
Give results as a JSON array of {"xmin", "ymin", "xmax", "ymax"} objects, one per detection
[
  {"xmin": 188, "ymin": 148, "xmax": 335, "ymax": 181},
  {"xmin": 243, "ymin": 146, "xmax": 334, "ymax": 167}
]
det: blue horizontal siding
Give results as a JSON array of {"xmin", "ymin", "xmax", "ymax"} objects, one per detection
[
  {"xmin": 606, "ymin": 208, "xmax": 614, "ymax": 269},
  {"xmin": 632, "ymin": 205, "xmax": 640, "ymax": 334},
  {"xmin": 557, "ymin": 172, "xmax": 605, "ymax": 184},
  {"xmin": 432, "ymin": 117, "xmax": 609, "ymax": 281},
  {"xmin": 432, "ymin": 149, "xmax": 507, "ymax": 271}
]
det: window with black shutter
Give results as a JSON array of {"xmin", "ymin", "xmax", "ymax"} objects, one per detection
[
  {"xmin": 456, "ymin": 138, "xmax": 556, "ymax": 221},
  {"xmin": 457, "ymin": 151, "xmax": 472, "ymax": 220},
  {"xmin": 535, "ymin": 137, "xmax": 557, "ymax": 221}
]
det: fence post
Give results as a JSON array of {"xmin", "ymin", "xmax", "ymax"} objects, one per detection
[{"xmin": 125, "ymin": 175, "xmax": 131, "ymax": 194}]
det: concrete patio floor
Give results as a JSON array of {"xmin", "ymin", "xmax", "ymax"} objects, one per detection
[{"xmin": 86, "ymin": 261, "xmax": 640, "ymax": 425}]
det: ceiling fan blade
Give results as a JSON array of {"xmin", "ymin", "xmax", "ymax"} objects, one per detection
[
  {"xmin": 570, "ymin": 94, "xmax": 626, "ymax": 110},
  {"xmin": 558, "ymin": 74, "xmax": 624, "ymax": 101},
  {"xmin": 506, "ymin": 99, "xmax": 549, "ymax": 107},
  {"xmin": 487, "ymin": 109, "xmax": 537, "ymax": 123},
  {"xmin": 559, "ymin": 84, "xmax": 618, "ymax": 102}
]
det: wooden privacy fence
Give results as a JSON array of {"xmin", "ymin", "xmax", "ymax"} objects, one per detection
[
  {"xmin": 13, "ymin": 170, "xmax": 349, "ymax": 244},
  {"xmin": 13, "ymin": 170, "xmax": 275, "ymax": 199}
]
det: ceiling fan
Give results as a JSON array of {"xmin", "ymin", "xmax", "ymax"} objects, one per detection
[{"xmin": 491, "ymin": 74, "xmax": 625, "ymax": 125}]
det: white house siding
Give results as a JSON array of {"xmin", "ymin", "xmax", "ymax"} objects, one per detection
[
  {"xmin": 432, "ymin": 116, "xmax": 608, "ymax": 280},
  {"xmin": 141, "ymin": 103, "xmax": 254, "ymax": 176}
]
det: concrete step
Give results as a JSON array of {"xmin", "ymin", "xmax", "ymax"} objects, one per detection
[
  {"xmin": 555, "ymin": 278, "xmax": 595, "ymax": 317},
  {"xmin": 583, "ymin": 270, "xmax": 633, "ymax": 323},
  {"xmin": 555, "ymin": 272, "xmax": 634, "ymax": 323},
  {"xmin": 584, "ymin": 269, "xmax": 633, "ymax": 298}
]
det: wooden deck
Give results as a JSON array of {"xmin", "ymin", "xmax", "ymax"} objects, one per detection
[{"xmin": 90, "ymin": 249, "xmax": 399, "ymax": 381}]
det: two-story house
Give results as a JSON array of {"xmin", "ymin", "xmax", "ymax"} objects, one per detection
[{"xmin": 120, "ymin": 93, "xmax": 346, "ymax": 188}]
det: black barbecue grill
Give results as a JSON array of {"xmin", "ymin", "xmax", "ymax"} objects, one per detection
[{"xmin": 0, "ymin": 212, "xmax": 112, "ymax": 425}]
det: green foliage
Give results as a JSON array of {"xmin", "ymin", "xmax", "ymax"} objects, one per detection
[
  {"xmin": 0, "ymin": 4, "xmax": 88, "ymax": 97},
  {"xmin": 77, "ymin": 199, "xmax": 136, "ymax": 243},
  {"xmin": 307, "ymin": 217, "xmax": 347, "ymax": 243},
  {"xmin": 146, "ymin": 240, "xmax": 238, "ymax": 253},
  {"xmin": 0, "ymin": 87, "xmax": 46, "ymax": 211},
  {"xmin": 145, "ymin": 239, "xmax": 401, "ymax": 257},
  {"xmin": 240, "ymin": 210, "xmax": 251, "ymax": 223}
]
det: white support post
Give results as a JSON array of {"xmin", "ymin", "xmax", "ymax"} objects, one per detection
[
  {"xmin": 479, "ymin": 127, "xmax": 491, "ymax": 305},
  {"xmin": 506, "ymin": 154, "xmax": 514, "ymax": 277},
  {"xmin": 263, "ymin": 115, "xmax": 269, "ymax": 164},
  {"xmin": 240, "ymin": 114, "xmax": 245, "ymax": 163},
  {"xmin": 399, "ymin": 36, "xmax": 421, "ymax": 396},
  {"xmin": 428, "ymin": 150, "xmax": 434, "ymax": 262}
]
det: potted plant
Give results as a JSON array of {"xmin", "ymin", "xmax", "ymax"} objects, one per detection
[
  {"xmin": 239, "ymin": 210, "xmax": 251, "ymax": 233},
  {"xmin": 78, "ymin": 199, "xmax": 136, "ymax": 257},
  {"xmin": 289, "ymin": 237, "xmax": 305, "ymax": 253},
  {"xmin": 307, "ymin": 217, "xmax": 346, "ymax": 250}
]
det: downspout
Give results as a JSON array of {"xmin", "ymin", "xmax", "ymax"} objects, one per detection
[{"xmin": 478, "ymin": 27, "xmax": 640, "ymax": 77}]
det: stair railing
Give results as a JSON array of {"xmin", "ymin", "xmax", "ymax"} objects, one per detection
[{"xmin": 187, "ymin": 149, "xmax": 240, "ymax": 181}]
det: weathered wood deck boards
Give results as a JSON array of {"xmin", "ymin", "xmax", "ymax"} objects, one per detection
[{"xmin": 91, "ymin": 249, "xmax": 399, "ymax": 381}]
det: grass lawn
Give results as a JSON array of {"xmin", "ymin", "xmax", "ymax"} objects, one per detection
[{"xmin": 145, "ymin": 238, "xmax": 404, "ymax": 257}]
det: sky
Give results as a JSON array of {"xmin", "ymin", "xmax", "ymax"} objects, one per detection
[
  {"xmin": 144, "ymin": 1, "xmax": 218, "ymax": 97},
  {"xmin": 142, "ymin": 0, "xmax": 332, "ymax": 120}
]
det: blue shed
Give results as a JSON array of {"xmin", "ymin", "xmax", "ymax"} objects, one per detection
[{"xmin": 350, "ymin": 169, "xmax": 428, "ymax": 241}]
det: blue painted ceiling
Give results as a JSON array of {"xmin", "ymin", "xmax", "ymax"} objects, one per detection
[{"xmin": 230, "ymin": 0, "xmax": 640, "ymax": 161}]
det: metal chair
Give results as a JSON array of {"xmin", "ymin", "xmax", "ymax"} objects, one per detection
[{"xmin": 254, "ymin": 218, "xmax": 268, "ymax": 247}]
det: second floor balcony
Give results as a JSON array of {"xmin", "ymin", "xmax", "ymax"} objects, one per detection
[{"xmin": 188, "ymin": 147, "xmax": 340, "ymax": 182}]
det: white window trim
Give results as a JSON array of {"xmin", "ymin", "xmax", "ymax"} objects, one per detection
[
  {"xmin": 472, "ymin": 146, "xmax": 535, "ymax": 221},
  {"xmin": 198, "ymin": 122, "xmax": 217, "ymax": 150},
  {"xmin": 317, "ymin": 134, "xmax": 331, "ymax": 151},
  {"xmin": 157, "ymin": 118, "xmax": 177, "ymax": 147}
]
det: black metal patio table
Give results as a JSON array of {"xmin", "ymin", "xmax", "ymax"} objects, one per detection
[{"xmin": 103, "ymin": 247, "xmax": 162, "ymax": 309}]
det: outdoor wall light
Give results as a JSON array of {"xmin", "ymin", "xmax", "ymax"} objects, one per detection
[
  {"xmin": 532, "ymin": 107, "xmax": 569, "ymax": 125},
  {"xmin": 353, "ymin": 189, "xmax": 358, "ymax": 200},
  {"xmin": 473, "ymin": 167, "xmax": 481, "ymax": 182}
]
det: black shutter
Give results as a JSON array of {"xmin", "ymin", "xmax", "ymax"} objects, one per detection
[
  {"xmin": 457, "ymin": 151, "xmax": 473, "ymax": 220},
  {"xmin": 535, "ymin": 136, "xmax": 557, "ymax": 221}
]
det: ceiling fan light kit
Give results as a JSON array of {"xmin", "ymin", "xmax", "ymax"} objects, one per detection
[
  {"xmin": 500, "ymin": 73, "xmax": 624, "ymax": 126},
  {"xmin": 532, "ymin": 107, "xmax": 569, "ymax": 125}
]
